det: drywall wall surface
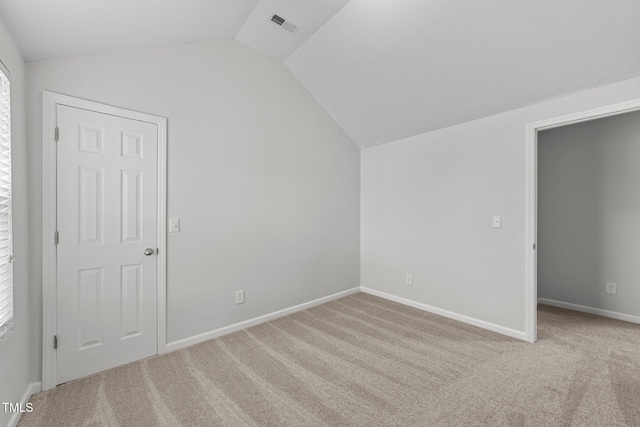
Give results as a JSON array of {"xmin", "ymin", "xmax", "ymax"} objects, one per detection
[
  {"xmin": 0, "ymin": 18, "xmax": 39, "ymax": 426},
  {"xmin": 538, "ymin": 110, "xmax": 640, "ymax": 316},
  {"xmin": 26, "ymin": 41, "xmax": 360, "ymax": 344},
  {"xmin": 361, "ymin": 76, "xmax": 640, "ymax": 334}
]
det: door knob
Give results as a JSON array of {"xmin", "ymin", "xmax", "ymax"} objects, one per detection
[{"xmin": 144, "ymin": 248, "xmax": 154, "ymax": 256}]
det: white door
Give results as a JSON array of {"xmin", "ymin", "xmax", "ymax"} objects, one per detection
[{"xmin": 56, "ymin": 104, "xmax": 159, "ymax": 384}]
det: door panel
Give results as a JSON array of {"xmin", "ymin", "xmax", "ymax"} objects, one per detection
[
  {"xmin": 56, "ymin": 105, "xmax": 158, "ymax": 384},
  {"xmin": 121, "ymin": 169, "xmax": 142, "ymax": 243}
]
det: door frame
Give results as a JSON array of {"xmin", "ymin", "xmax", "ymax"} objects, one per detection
[
  {"xmin": 524, "ymin": 97, "xmax": 640, "ymax": 343},
  {"xmin": 42, "ymin": 91, "xmax": 168, "ymax": 390}
]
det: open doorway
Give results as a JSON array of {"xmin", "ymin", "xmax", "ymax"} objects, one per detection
[
  {"xmin": 537, "ymin": 109, "xmax": 640, "ymax": 324},
  {"xmin": 525, "ymin": 99, "xmax": 640, "ymax": 342}
]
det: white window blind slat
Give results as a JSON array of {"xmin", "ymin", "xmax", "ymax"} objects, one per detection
[
  {"xmin": 0, "ymin": 284, "xmax": 10, "ymax": 301},
  {"xmin": 0, "ymin": 64, "xmax": 12, "ymax": 342},
  {"xmin": 0, "ymin": 268, "xmax": 11, "ymax": 285}
]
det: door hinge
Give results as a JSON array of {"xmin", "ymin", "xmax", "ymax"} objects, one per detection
[
  {"xmin": 54, "ymin": 127, "xmax": 59, "ymax": 142},
  {"xmin": 533, "ymin": 243, "xmax": 536, "ymax": 250},
  {"xmin": 54, "ymin": 230, "xmax": 59, "ymax": 245},
  {"xmin": 54, "ymin": 335, "xmax": 58, "ymax": 349}
]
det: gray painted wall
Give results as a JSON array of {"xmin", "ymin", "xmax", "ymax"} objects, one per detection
[
  {"xmin": 2, "ymin": 19, "xmax": 640, "ymax": 418},
  {"xmin": 26, "ymin": 40, "xmax": 361, "ymax": 346},
  {"xmin": 538, "ymin": 110, "xmax": 640, "ymax": 317},
  {"xmin": 361, "ymin": 76, "xmax": 640, "ymax": 335},
  {"xmin": 0, "ymin": 19, "xmax": 40, "ymax": 427}
]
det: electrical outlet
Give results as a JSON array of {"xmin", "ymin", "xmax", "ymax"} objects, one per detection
[
  {"xmin": 406, "ymin": 273, "xmax": 413, "ymax": 285},
  {"xmin": 605, "ymin": 282, "xmax": 617, "ymax": 295},
  {"xmin": 235, "ymin": 290, "xmax": 245, "ymax": 304},
  {"xmin": 492, "ymin": 216, "xmax": 502, "ymax": 229}
]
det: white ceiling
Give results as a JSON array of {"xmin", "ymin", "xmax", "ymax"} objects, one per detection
[
  {"xmin": 0, "ymin": 0, "xmax": 348, "ymax": 62},
  {"xmin": 0, "ymin": 0, "xmax": 261, "ymax": 61},
  {"xmin": 286, "ymin": 0, "xmax": 640, "ymax": 148},
  {"xmin": 1, "ymin": 0, "xmax": 639, "ymax": 148},
  {"xmin": 235, "ymin": 0, "xmax": 350, "ymax": 61}
]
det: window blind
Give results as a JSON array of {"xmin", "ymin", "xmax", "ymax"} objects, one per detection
[{"xmin": 0, "ymin": 62, "xmax": 12, "ymax": 341}]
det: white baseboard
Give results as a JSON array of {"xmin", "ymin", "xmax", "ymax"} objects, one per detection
[
  {"xmin": 538, "ymin": 298, "xmax": 640, "ymax": 325},
  {"xmin": 166, "ymin": 287, "xmax": 360, "ymax": 352},
  {"xmin": 360, "ymin": 287, "xmax": 528, "ymax": 341},
  {"xmin": 7, "ymin": 382, "xmax": 41, "ymax": 427}
]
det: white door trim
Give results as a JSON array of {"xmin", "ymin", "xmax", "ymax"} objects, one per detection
[
  {"xmin": 42, "ymin": 91, "xmax": 167, "ymax": 390},
  {"xmin": 524, "ymin": 97, "xmax": 640, "ymax": 343}
]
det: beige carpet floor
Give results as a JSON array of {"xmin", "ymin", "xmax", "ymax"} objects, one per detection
[{"xmin": 19, "ymin": 293, "xmax": 640, "ymax": 426}]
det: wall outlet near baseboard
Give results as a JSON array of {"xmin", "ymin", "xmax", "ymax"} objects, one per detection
[
  {"xmin": 405, "ymin": 273, "xmax": 413, "ymax": 285},
  {"xmin": 605, "ymin": 282, "xmax": 617, "ymax": 295},
  {"xmin": 236, "ymin": 290, "xmax": 245, "ymax": 304}
]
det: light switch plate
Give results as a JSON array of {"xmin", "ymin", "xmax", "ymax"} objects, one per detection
[{"xmin": 169, "ymin": 218, "xmax": 180, "ymax": 233}]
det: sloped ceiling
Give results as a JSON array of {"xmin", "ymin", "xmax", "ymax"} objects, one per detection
[
  {"xmin": 1, "ymin": 0, "xmax": 639, "ymax": 148},
  {"xmin": 235, "ymin": 0, "xmax": 350, "ymax": 61},
  {"xmin": 286, "ymin": 0, "xmax": 640, "ymax": 148},
  {"xmin": 0, "ymin": 0, "xmax": 261, "ymax": 60}
]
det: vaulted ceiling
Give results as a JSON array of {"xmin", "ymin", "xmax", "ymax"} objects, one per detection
[{"xmin": 1, "ymin": 0, "xmax": 639, "ymax": 148}]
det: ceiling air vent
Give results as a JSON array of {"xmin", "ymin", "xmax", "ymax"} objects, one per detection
[{"xmin": 270, "ymin": 14, "xmax": 300, "ymax": 33}]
